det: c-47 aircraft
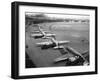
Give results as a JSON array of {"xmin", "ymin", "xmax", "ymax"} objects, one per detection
[
  {"xmin": 30, "ymin": 25, "xmax": 56, "ymax": 39},
  {"xmin": 36, "ymin": 37, "xmax": 70, "ymax": 50},
  {"xmin": 53, "ymin": 46, "xmax": 89, "ymax": 66}
]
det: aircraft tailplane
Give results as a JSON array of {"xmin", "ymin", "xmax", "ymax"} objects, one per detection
[{"xmin": 53, "ymin": 46, "xmax": 64, "ymax": 50}]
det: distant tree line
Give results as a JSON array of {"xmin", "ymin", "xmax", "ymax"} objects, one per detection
[{"xmin": 25, "ymin": 14, "xmax": 89, "ymax": 25}]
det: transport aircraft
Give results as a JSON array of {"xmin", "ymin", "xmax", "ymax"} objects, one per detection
[
  {"xmin": 53, "ymin": 46, "xmax": 89, "ymax": 65},
  {"xmin": 30, "ymin": 25, "xmax": 56, "ymax": 39},
  {"xmin": 36, "ymin": 37, "xmax": 70, "ymax": 50}
]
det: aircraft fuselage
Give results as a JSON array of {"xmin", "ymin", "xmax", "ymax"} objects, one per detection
[
  {"xmin": 34, "ymin": 35, "xmax": 44, "ymax": 39},
  {"xmin": 31, "ymin": 34, "xmax": 55, "ymax": 39},
  {"xmin": 41, "ymin": 43, "xmax": 56, "ymax": 49}
]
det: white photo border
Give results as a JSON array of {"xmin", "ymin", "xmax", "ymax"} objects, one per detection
[{"xmin": 18, "ymin": 5, "xmax": 96, "ymax": 76}]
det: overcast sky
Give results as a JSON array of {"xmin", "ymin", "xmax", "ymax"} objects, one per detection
[{"xmin": 26, "ymin": 12, "xmax": 89, "ymax": 20}]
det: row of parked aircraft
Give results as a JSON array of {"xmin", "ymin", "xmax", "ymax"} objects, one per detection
[
  {"xmin": 30, "ymin": 25, "xmax": 89, "ymax": 66},
  {"xmin": 30, "ymin": 26, "xmax": 56, "ymax": 39},
  {"xmin": 30, "ymin": 25, "xmax": 69, "ymax": 49}
]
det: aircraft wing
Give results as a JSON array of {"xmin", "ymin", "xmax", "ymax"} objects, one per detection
[
  {"xmin": 53, "ymin": 54, "xmax": 69, "ymax": 63},
  {"xmin": 58, "ymin": 40, "xmax": 70, "ymax": 45},
  {"xmin": 53, "ymin": 46, "xmax": 64, "ymax": 49},
  {"xmin": 36, "ymin": 41, "xmax": 52, "ymax": 46},
  {"xmin": 31, "ymin": 33, "xmax": 43, "ymax": 36}
]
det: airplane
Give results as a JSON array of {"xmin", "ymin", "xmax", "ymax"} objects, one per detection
[
  {"xmin": 36, "ymin": 37, "xmax": 70, "ymax": 50},
  {"xmin": 53, "ymin": 46, "xmax": 89, "ymax": 65},
  {"xmin": 30, "ymin": 25, "xmax": 56, "ymax": 39}
]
